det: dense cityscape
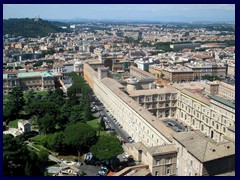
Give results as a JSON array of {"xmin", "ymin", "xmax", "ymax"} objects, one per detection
[{"xmin": 3, "ymin": 4, "xmax": 235, "ymax": 176}]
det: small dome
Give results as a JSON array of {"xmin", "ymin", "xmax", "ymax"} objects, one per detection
[{"xmin": 74, "ymin": 61, "xmax": 83, "ymax": 66}]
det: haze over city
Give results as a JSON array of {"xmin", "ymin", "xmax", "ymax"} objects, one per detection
[{"xmin": 3, "ymin": 4, "xmax": 235, "ymax": 22}]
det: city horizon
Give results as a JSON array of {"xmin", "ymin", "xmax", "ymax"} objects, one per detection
[{"xmin": 3, "ymin": 4, "xmax": 235, "ymax": 22}]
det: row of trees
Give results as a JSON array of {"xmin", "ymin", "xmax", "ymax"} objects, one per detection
[
  {"xmin": 39, "ymin": 122, "xmax": 122, "ymax": 160},
  {"xmin": 141, "ymin": 41, "xmax": 172, "ymax": 52},
  {"xmin": 4, "ymin": 72, "xmax": 123, "ymax": 170},
  {"xmin": 201, "ymin": 75, "xmax": 222, "ymax": 81},
  {"xmin": 42, "ymin": 123, "xmax": 97, "ymax": 156}
]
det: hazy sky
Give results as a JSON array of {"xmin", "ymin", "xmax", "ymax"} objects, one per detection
[{"xmin": 3, "ymin": 4, "xmax": 235, "ymax": 22}]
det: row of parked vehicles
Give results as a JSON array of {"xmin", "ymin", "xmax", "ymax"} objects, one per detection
[{"xmin": 91, "ymin": 95, "xmax": 134, "ymax": 144}]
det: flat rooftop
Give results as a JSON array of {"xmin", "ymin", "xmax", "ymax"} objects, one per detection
[
  {"xmin": 18, "ymin": 71, "xmax": 53, "ymax": 78},
  {"xmin": 209, "ymin": 95, "xmax": 235, "ymax": 109}
]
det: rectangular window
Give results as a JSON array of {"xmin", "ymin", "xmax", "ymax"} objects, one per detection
[
  {"xmin": 223, "ymin": 127, "xmax": 226, "ymax": 133},
  {"xmin": 166, "ymin": 158, "xmax": 171, "ymax": 164},
  {"xmin": 166, "ymin": 168, "xmax": 171, "ymax": 175}
]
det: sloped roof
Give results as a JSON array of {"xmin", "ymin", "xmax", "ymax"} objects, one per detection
[
  {"xmin": 148, "ymin": 144, "xmax": 177, "ymax": 156},
  {"xmin": 173, "ymin": 131, "xmax": 235, "ymax": 163}
]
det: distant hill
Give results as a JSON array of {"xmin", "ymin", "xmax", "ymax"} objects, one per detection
[{"xmin": 3, "ymin": 18, "xmax": 71, "ymax": 38}]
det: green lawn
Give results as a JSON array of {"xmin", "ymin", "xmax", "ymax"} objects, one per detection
[
  {"xmin": 86, "ymin": 119, "xmax": 100, "ymax": 129},
  {"xmin": 87, "ymin": 119, "xmax": 109, "ymax": 136},
  {"xmin": 8, "ymin": 119, "xmax": 19, "ymax": 128},
  {"xmin": 31, "ymin": 134, "xmax": 48, "ymax": 144},
  {"xmin": 99, "ymin": 131, "xmax": 108, "ymax": 136}
]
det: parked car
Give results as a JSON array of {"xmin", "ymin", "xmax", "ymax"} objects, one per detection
[
  {"xmin": 101, "ymin": 166, "xmax": 108, "ymax": 171},
  {"xmin": 84, "ymin": 152, "xmax": 93, "ymax": 161},
  {"xmin": 128, "ymin": 137, "xmax": 134, "ymax": 143},
  {"xmin": 97, "ymin": 168, "xmax": 109, "ymax": 176}
]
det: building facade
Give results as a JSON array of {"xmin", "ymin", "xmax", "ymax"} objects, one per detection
[
  {"xmin": 84, "ymin": 63, "xmax": 174, "ymax": 147},
  {"xmin": 175, "ymin": 87, "xmax": 235, "ymax": 142},
  {"xmin": 129, "ymin": 88, "xmax": 178, "ymax": 118},
  {"xmin": 3, "ymin": 71, "xmax": 58, "ymax": 93},
  {"xmin": 218, "ymin": 81, "xmax": 235, "ymax": 101},
  {"xmin": 83, "ymin": 63, "xmax": 235, "ymax": 176},
  {"xmin": 124, "ymin": 142, "xmax": 177, "ymax": 176},
  {"xmin": 186, "ymin": 62, "xmax": 226, "ymax": 80}
]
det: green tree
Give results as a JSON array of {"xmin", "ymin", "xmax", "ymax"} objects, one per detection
[
  {"xmin": 37, "ymin": 150, "xmax": 49, "ymax": 165},
  {"xmin": 26, "ymin": 101, "xmax": 57, "ymax": 117},
  {"xmin": 24, "ymin": 161, "xmax": 33, "ymax": 176},
  {"xmin": 3, "ymin": 134, "xmax": 43, "ymax": 176},
  {"xmin": 37, "ymin": 113, "xmax": 56, "ymax": 134},
  {"xmin": 90, "ymin": 135, "xmax": 123, "ymax": 160},
  {"xmin": 69, "ymin": 105, "xmax": 84, "ymax": 124},
  {"xmin": 64, "ymin": 123, "xmax": 96, "ymax": 155},
  {"xmin": 100, "ymin": 119, "xmax": 106, "ymax": 131},
  {"xmin": 56, "ymin": 102, "xmax": 72, "ymax": 130},
  {"xmin": 55, "ymin": 88, "xmax": 64, "ymax": 97},
  {"xmin": 4, "ymin": 86, "xmax": 25, "ymax": 121},
  {"xmin": 25, "ymin": 90, "xmax": 36, "ymax": 105},
  {"xmin": 46, "ymin": 132, "xmax": 66, "ymax": 153}
]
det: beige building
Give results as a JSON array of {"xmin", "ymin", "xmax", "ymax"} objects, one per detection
[
  {"xmin": 227, "ymin": 61, "xmax": 235, "ymax": 79},
  {"xmin": 148, "ymin": 64, "xmax": 163, "ymax": 78},
  {"xmin": 124, "ymin": 142, "xmax": 177, "ymax": 176},
  {"xmin": 186, "ymin": 62, "xmax": 226, "ymax": 80},
  {"xmin": 149, "ymin": 62, "xmax": 226, "ymax": 82},
  {"xmin": 84, "ymin": 63, "xmax": 175, "ymax": 147},
  {"xmin": 3, "ymin": 71, "xmax": 59, "ymax": 93},
  {"xmin": 85, "ymin": 54, "xmax": 126, "ymax": 72},
  {"xmin": 204, "ymin": 81, "xmax": 219, "ymax": 96},
  {"xmin": 173, "ymin": 131, "xmax": 235, "ymax": 176},
  {"xmin": 162, "ymin": 65, "xmax": 194, "ymax": 82},
  {"xmin": 83, "ymin": 63, "xmax": 235, "ymax": 176},
  {"xmin": 129, "ymin": 87, "xmax": 178, "ymax": 118},
  {"xmin": 174, "ymin": 84, "xmax": 235, "ymax": 142},
  {"xmin": 218, "ymin": 81, "xmax": 235, "ymax": 101},
  {"xmin": 209, "ymin": 95, "xmax": 235, "ymax": 142},
  {"xmin": 130, "ymin": 66, "xmax": 157, "ymax": 80},
  {"xmin": 204, "ymin": 81, "xmax": 235, "ymax": 101}
]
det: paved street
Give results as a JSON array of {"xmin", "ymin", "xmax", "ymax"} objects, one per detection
[
  {"xmin": 76, "ymin": 163, "xmax": 101, "ymax": 176},
  {"xmin": 93, "ymin": 96, "xmax": 131, "ymax": 143},
  {"xmin": 27, "ymin": 142, "xmax": 67, "ymax": 167},
  {"xmin": 46, "ymin": 167, "xmax": 61, "ymax": 174}
]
